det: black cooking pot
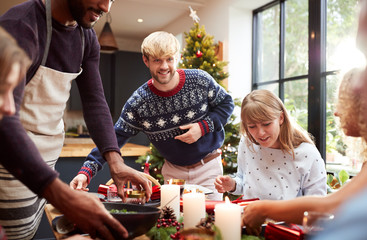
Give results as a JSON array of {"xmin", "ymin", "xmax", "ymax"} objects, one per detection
[{"xmin": 103, "ymin": 202, "xmax": 161, "ymax": 239}]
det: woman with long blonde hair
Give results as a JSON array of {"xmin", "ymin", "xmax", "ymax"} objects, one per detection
[
  {"xmin": 215, "ymin": 89, "xmax": 327, "ymax": 200},
  {"xmin": 240, "ymin": 68, "xmax": 367, "ymax": 237}
]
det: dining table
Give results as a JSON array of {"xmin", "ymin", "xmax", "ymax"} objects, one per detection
[{"xmin": 44, "ymin": 204, "xmax": 150, "ymax": 240}]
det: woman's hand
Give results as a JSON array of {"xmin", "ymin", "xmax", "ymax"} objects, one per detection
[
  {"xmin": 242, "ymin": 201, "xmax": 267, "ymax": 236},
  {"xmin": 214, "ymin": 175, "xmax": 235, "ymax": 193}
]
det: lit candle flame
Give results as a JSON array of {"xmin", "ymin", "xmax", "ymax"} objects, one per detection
[
  {"xmin": 225, "ymin": 196, "xmax": 230, "ymax": 204},
  {"xmin": 169, "ymin": 179, "xmax": 173, "ymax": 185}
]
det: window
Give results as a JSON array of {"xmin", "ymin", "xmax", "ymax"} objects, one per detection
[
  {"xmin": 325, "ymin": 0, "xmax": 365, "ymax": 174},
  {"xmin": 253, "ymin": 0, "xmax": 364, "ymax": 174},
  {"xmin": 254, "ymin": 0, "xmax": 309, "ymax": 129}
]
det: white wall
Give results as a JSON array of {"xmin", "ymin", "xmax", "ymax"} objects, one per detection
[
  {"xmin": 162, "ymin": 0, "xmax": 253, "ymax": 102},
  {"xmin": 228, "ymin": 7, "xmax": 253, "ymax": 102}
]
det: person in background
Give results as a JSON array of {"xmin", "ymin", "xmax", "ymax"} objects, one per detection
[
  {"xmin": 241, "ymin": 0, "xmax": 367, "ymax": 235},
  {"xmin": 0, "ymin": 27, "xmax": 95, "ymax": 240},
  {"xmin": 311, "ymin": 1, "xmax": 367, "ymax": 237},
  {"xmin": 354, "ymin": 0, "xmax": 367, "ymax": 137},
  {"xmin": 0, "ymin": 0, "xmax": 151, "ymax": 239},
  {"xmin": 214, "ymin": 89, "xmax": 327, "ymax": 200},
  {"xmin": 70, "ymin": 31, "xmax": 234, "ymax": 201},
  {"xmin": 311, "ymin": 68, "xmax": 367, "ymax": 240},
  {"xmin": 241, "ymin": 68, "xmax": 367, "ymax": 236}
]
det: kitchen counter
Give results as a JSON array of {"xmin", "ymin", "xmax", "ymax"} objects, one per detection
[{"xmin": 61, "ymin": 138, "xmax": 150, "ymax": 157}]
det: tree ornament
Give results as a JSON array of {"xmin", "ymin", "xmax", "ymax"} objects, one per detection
[
  {"xmin": 189, "ymin": 6, "xmax": 200, "ymax": 23},
  {"xmin": 143, "ymin": 155, "xmax": 150, "ymax": 174},
  {"xmin": 196, "ymin": 50, "xmax": 203, "ymax": 58},
  {"xmin": 197, "ymin": 33, "xmax": 202, "ymax": 39}
]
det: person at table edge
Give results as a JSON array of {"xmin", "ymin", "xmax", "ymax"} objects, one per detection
[{"xmin": 0, "ymin": 0, "xmax": 151, "ymax": 239}]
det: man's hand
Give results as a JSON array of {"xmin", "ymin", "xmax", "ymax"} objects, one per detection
[
  {"xmin": 174, "ymin": 123, "xmax": 202, "ymax": 144},
  {"xmin": 70, "ymin": 174, "xmax": 89, "ymax": 191},
  {"xmin": 104, "ymin": 152, "xmax": 152, "ymax": 201},
  {"xmin": 43, "ymin": 178, "xmax": 128, "ymax": 240}
]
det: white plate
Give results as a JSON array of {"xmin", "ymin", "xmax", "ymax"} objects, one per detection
[{"xmin": 183, "ymin": 184, "xmax": 213, "ymax": 195}]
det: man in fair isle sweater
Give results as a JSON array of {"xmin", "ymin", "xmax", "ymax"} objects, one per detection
[{"xmin": 70, "ymin": 31, "xmax": 234, "ymax": 200}]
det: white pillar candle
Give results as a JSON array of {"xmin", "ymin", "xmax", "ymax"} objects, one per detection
[
  {"xmin": 160, "ymin": 183, "xmax": 180, "ymax": 219},
  {"xmin": 183, "ymin": 191, "xmax": 206, "ymax": 229},
  {"xmin": 215, "ymin": 197, "xmax": 241, "ymax": 240}
]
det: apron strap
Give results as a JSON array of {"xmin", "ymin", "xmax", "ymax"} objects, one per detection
[
  {"xmin": 79, "ymin": 26, "xmax": 85, "ymax": 67},
  {"xmin": 42, "ymin": 0, "xmax": 52, "ymax": 66},
  {"xmin": 42, "ymin": 0, "xmax": 85, "ymax": 66}
]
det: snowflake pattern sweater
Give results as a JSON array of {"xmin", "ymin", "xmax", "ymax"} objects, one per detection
[{"xmin": 79, "ymin": 69, "xmax": 234, "ymax": 182}]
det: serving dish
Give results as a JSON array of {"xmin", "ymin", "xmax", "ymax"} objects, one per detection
[
  {"xmin": 183, "ymin": 184, "xmax": 213, "ymax": 195},
  {"xmin": 89, "ymin": 192, "xmax": 106, "ymax": 201},
  {"xmin": 144, "ymin": 199, "xmax": 160, "ymax": 208},
  {"xmin": 103, "ymin": 202, "xmax": 161, "ymax": 239}
]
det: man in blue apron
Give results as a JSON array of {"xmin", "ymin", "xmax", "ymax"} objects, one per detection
[{"xmin": 0, "ymin": 0, "xmax": 151, "ymax": 239}]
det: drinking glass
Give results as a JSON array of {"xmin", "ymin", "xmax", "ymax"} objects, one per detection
[
  {"xmin": 107, "ymin": 188, "xmax": 122, "ymax": 202},
  {"xmin": 302, "ymin": 211, "xmax": 334, "ymax": 238}
]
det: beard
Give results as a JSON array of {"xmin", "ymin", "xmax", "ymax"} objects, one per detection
[
  {"xmin": 150, "ymin": 70, "xmax": 176, "ymax": 85},
  {"xmin": 67, "ymin": 0, "xmax": 101, "ymax": 29}
]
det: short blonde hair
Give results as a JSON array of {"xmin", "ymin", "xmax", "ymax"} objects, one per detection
[
  {"xmin": 241, "ymin": 89, "xmax": 314, "ymax": 158},
  {"xmin": 141, "ymin": 31, "xmax": 180, "ymax": 59}
]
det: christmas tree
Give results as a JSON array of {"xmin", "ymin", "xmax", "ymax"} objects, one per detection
[
  {"xmin": 136, "ymin": 7, "xmax": 240, "ymax": 182},
  {"xmin": 178, "ymin": 22, "xmax": 228, "ymax": 87}
]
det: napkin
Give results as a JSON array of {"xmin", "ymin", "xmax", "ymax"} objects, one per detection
[
  {"xmin": 97, "ymin": 184, "xmax": 117, "ymax": 197},
  {"xmin": 264, "ymin": 222, "xmax": 304, "ymax": 240}
]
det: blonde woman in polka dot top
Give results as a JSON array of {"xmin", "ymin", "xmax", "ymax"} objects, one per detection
[
  {"xmin": 240, "ymin": 68, "xmax": 367, "ymax": 236},
  {"xmin": 214, "ymin": 89, "xmax": 327, "ymax": 200}
]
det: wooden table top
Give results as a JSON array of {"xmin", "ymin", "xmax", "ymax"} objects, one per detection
[{"xmin": 44, "ymin": 204, "xmax": 65, "ymax": 240}]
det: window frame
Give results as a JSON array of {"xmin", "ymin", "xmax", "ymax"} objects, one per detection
[{"xmin": 252, "ymin": 0, "xmax": 335, "ymax": 160}]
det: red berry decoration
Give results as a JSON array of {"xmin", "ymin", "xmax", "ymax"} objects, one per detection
[
  {"xmin": 197, "ymin": 33, "xmax": 202, "ymax": 38},
  {"xmin": 196, "ymin": 50, "xmax": 203, "ymax": 58},
  {"xmin": 152, "ymin": 206, "xmax": 185, "ymax": 239}
]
